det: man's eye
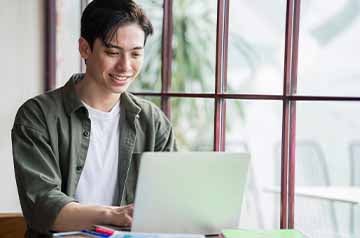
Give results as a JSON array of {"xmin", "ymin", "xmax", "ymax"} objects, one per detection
[
  {"xmin": 106, "ymin": 51, "xmax": 119, "ymax": 56},
  {"xmin": 132, "ymin": 52, "xmax": 142, "ymax": 58}
]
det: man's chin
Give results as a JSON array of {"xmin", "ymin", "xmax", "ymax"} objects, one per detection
[
  {"xmin": 111, "ymin": 86, "xmax": 129, "ymax": 95},
  {"xmin": 108, "ymin": 81, "xmax": 132, "ymax": 94}
]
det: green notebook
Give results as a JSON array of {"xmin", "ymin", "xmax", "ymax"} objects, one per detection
[{"xmin": 222, "ymin": 229, "xmax": 305, "ymax": 238}]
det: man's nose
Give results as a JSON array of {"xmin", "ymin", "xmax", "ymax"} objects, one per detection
[{"xmin": 116, "ymin": 54, "xmax": 131, "ymax": 72}]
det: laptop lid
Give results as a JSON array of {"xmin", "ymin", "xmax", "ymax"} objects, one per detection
[{"xmin": 131, "ymin": 152, "xmax": 250, "ymax": 235}]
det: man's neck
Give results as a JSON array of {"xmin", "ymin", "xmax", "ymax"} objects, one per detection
[{"xmin": 75, "ymin": 75, "xmax": 121, "ymax": 112}]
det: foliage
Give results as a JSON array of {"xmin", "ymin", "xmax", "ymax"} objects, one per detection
[{"xmin": 133, "ymin": 0, "xmax": 248, "ymax": 150}]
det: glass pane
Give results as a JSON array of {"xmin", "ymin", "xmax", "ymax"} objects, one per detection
[
  {"xmin": 226, "ymin": 100, "xmax": 283, "ymax": 229},
  {"xmin": 130, "ymin": 0, "xmax": 163, "ymax": 92},
  {"xmin": 295, "ymin": 101, "xmax": 360, "ymax": 238},
  {"xmin": 171, "ymin": 98, "xmax": 214, "ymax": 150},
  {"xmin": 56, "ymin": 0, "xmax": 81, "ymax": 87},
  {"xmin": 227, "ymin": 0, "xmax": 286, "ymax": 94},
  {"xmin": 170, "ymin": 1, "xmax": 217, "ymax": 93},
  {"xmin": 297, "ymin": 1, "xmax": 360, "ymax": 96}
]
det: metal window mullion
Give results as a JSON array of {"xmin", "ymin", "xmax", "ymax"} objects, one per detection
[
  {"xmin": 45, "ymin": 0, "xmax": 57, "ymax": 91},
  {"xmin": 161, "ymin": 0, "xmax": 173, "ymax": 119},
  {"xmin": 288, "ymin": 101, "xmax": 297, "ymax": 228},
  {"xmin": 288, "ymin": 0, "xmax": 301, "ymax": 228},
  {"xmin": 80, "ymin": 0, "xmax": 89, "ymax": 73},
  {"xmin": 221, "ymin": 0, "xmax": 230, "ymax": 151},
  {"xmin": 280, "ymin": 0, "xmax": 295, "ymax": 229},
  {"xmin": 280, "ymin": 100, "xmax": 291, "ymax": 228},
  {"xmin": 214, "ymin": 99, "xmax": 225, "ymax": 151},
  {"xmin": 132, "ymin": 92, "xmax": 360, "ymax": 101},
  {"xmin": 281, "ymin": 0, "xmax": 301, "ymax": 229},
  {"xmin": 214, "ymin": 0, "xmax": 224, "ymax": 151},
  {"xmin": 222, "ymin": 0, "xmax": 230, "ymax": 93},
  {"xmin": 214, "ymin": 0, "xmax": 229, "ymax": 152}
]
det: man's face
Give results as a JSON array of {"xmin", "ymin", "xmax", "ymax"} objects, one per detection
[{"xmin": 79, "ymin": 23, "xmax": 145, "ymax": 94}]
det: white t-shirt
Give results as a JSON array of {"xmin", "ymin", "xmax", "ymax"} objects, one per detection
[{"xmin": 74, "ymin": 101, "xmax": 121, "ymax": 205}]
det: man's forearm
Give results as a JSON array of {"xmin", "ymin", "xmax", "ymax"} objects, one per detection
[
  {"xmin": 52, "ymin": 202, "xmax": 133, "ymax": 232},
  {"xmin": 52, "ymin": 202, "xmax": 113, "ymax": 231}
]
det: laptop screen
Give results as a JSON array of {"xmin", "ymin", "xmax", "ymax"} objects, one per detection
[{"xmin": 131, "ymin": 152, "xmax": 250, "ymax": 235}]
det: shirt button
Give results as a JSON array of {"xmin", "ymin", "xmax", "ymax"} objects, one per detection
[
  {"xmin": 83, "ymin": 130, "xmax": 90, "ymax": 138},
  {"xmin": 76, "ymin": 165, "xmax": 83, "ymax": 172}
]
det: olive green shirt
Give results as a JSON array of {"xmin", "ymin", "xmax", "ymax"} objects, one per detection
[{"xmin": 11, "ymin": 74, "xmax": 177, "ymax": 237}]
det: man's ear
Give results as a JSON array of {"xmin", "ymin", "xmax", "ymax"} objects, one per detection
[{"xmin": 79, "ymin": 37, "xmax": 91, "ymax": 59}]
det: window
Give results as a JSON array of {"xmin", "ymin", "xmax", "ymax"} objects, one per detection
[
  {"xmin": 52, "ymin": 1, "xmax": 360, "ymax": 237},
  {"xmin": 55, "ymin": 0, "xmax": 82, "ymax": 87}
]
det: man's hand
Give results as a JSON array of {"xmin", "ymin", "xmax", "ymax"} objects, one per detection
[
  {"xmin": 105, "ymin": 204, "xmax": 134, "ymax": 227},
  {"xmin": 52, "ymin": 202, "xmax": 134, "ymax": 232}
]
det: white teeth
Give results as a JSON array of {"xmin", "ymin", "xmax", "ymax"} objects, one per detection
[{"xmin": 110, "ymin": 74, "xmax": 129, "ymax": 81}]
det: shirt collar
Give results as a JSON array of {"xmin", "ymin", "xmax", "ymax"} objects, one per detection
[{"xmin": 63, "ymin": 73, "xmax": 84, "ymax": 116}]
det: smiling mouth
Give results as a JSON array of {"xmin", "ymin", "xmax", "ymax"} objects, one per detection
[{"xmin": 109, "ymin": 73, "xmax": 131, "ymax": 81}]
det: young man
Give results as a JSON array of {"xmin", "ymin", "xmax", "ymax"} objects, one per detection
[{"xmin": 11, "ymin": 1, "xmax": 176, "ymax": 237}]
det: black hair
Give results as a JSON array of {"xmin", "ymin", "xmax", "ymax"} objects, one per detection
[{"xmin": 81, "ymin": 0, "xmax": 153, "ymax": 49}]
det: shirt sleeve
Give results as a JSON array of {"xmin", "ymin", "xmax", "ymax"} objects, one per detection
[
  {"xmin": 154, "ymin": 108, "xmax": 177, "ymax": 152},
  {"xmin": 12, "ymin": 120, "xmax": 75, "ymax": 234}
]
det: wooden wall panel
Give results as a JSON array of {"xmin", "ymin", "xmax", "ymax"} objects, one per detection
[{"xmin": 0, "ymin": 213, "xmax": 26, "ymax": 238}]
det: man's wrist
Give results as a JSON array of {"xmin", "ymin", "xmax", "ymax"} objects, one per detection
[{"xmin": 100, "ymin": 206, "xmax": 114, "ymax": 225}]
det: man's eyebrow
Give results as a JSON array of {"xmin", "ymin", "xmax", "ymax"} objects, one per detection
[{"xmin": 105, "ymin": 43, "xmax": 144, "ymax": 50}]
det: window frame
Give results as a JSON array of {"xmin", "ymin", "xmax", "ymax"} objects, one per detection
[{"xmin": 45, "ymin": 0, "xmax": 360, "ymax": 229}]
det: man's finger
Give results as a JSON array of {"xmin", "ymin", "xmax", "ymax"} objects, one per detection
[
  {"xmin": 127, "ymin": 207, "xmax": 134, "ymax": 216},
  {"xmin": 124, "ymin": 213, "xmax": 133, "ymax": 226}
]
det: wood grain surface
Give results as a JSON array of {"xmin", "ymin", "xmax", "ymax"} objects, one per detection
[{"xmin": 0, "ymin": 213, "xmax": 26, "ymax": 238}]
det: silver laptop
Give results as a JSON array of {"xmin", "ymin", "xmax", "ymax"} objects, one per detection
[{"xmin": 131, "ymin": 152, "xmax": 250, "ymax": 235}]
